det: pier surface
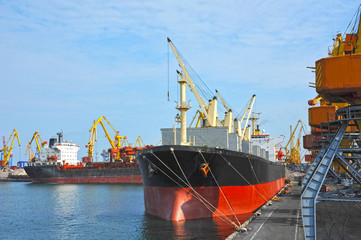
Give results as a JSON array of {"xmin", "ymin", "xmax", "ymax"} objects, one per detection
[
  {"xmin": 229, "ymin": 184, "xmax": 361, "ymax": 240},
  {"xmin": 230, "ymin": 184, "xmax": 304, "ymax": 240}
]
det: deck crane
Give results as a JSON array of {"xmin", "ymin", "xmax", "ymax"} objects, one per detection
[
  {"xmin": 216, "ymin": 89, "xmax": 258, "ymax": 139},
  {"xmin": 234, "ymin": 94, "xmax": 257, "ymax": 140},
  {"xmin": 282, "ymin": 120, "xmax": 307, "ymax": 164},
  {"xmin": 86, "ymin": 116, "xmax": 127, "ymax": 162},
  {"xmin": 215, "ymin": 89, "xmax": 233, "ymax": 133},
  {"xmin": 168, "ymin": 38, "xmax": 261, "ymax": 144},
  {"xmin": 0, "ymin": 129, "xmax": 21, "ymax": 170},
  {"xmin": 215, "ymin": 89, "xmax": 230, "ymax": 112},
  {"xmin": 168, "ymin": 38, "xmax": 218, "ymax": 129}
]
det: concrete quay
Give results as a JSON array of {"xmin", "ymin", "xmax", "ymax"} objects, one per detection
[{"xmin": 227, "ymin": 183, "xmax": 361, "ymax": 240}]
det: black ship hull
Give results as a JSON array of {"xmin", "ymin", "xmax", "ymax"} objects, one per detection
[
  {"xmin": 136, "ymin": 145, "xmax": 285, "ymax": 221},
  {"xmin": 24, "ymin": 162, "xmax": 142, "ymax": 183}
]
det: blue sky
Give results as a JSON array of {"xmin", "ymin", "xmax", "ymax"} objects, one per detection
[{"xmin": 1, "ymin": 0, "xmax": 360, "ymax": 163}]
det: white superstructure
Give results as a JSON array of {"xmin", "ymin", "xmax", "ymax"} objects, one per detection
[
  {"xmin": 251, "ymin": 134, "xmax": 284, "ymax": 162},
  {"xmin": 30, "ymin": 132, "xmax": 80, "ymax": 166},
  {"xmin": 39, "ymin": 142, "xmax": 80, "ymax": 165}
]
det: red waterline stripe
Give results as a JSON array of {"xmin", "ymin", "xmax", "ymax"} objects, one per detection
[{"xmin": 143, "ymin": 178, "xmax": 285, "ymax": 221}]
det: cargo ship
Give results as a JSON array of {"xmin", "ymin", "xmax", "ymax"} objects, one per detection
[
  {"xmin": 136, "ymin": 38, "xmax": 285, "ymax": 222},
  {"xmin": 25, "ymin": 132, "xmax": 144, "ymax": 184}
]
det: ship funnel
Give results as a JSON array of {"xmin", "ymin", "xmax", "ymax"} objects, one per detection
[{"xmin": 49, "ymin": 138, "xmax": 57, "ymax": 147}]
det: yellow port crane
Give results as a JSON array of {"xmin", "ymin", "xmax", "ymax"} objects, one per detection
[
  {"xmin": 0, "ymin": 129, "xmax": 21, "ymax": 170},
  {"xmin": 25, "ymin": 131, "xmax": 45, "ymax": 161},
  {"xmin": 28, "ymin": 131, "xmax": 45, "ymax": 153},
  {"xmin": 283, "ymin": 120, "xmax": 307, "ymax": 164},
  {"xmin": 86, "ymin": 116, "xmax": 127, "ymax": 161},
  {"xmin": 133, "ymin": 136, "xmax": 145, "ymax": 148},
  {"xmin": 25, "ymin": 143, "xmax": 35, "ymax": 161}
]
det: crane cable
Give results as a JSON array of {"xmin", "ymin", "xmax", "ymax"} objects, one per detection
[
  {"xmin": 172, "ymin": 44, "xmax": 215, "ymax": 100},
  {"xmin": 171, "ymin": 42, "xmax": 240, "ymax": 115},
  {"xmin": 344, "ymin": 4, "xmax": 361, "ymax": 45}
]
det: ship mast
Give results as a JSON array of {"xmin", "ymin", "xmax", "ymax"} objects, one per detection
[{"xmin": 176, "ymin": 71, "xmax": 191, "ymax": 145}]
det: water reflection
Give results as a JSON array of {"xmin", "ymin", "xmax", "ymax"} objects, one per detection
[
  {"xmin": 17, "ymin": 183, "xmax": 251, "ymax": 239},
  {"xmin": 52, "ymin": 185, "xmax": 79, "ymax": 217},
  {"xmin": 141, "ymin": 213, "xmax": 252, "ymax": 240}
]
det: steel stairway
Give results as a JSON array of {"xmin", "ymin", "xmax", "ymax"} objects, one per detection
[{"xmin": 301, "ymin": 120, "xmax": 349, "ymax": 240}]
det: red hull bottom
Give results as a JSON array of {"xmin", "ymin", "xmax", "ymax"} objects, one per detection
[
  {"xmin": 31, "ymin": 175, "xmax": 142, "ymax": 184},
  {"xmin": 143, "ymin": 178, "xmax": 285, "ymax": 221}
]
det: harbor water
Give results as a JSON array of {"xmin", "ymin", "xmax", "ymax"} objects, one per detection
[{"xmin": 0, "ymin": 182, "xmax": 251, "ymax": 239}]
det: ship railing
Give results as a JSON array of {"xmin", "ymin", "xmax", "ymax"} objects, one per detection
[{"xmin": 29, "ymin": 161, "xmax": 57, "ymax": 167}]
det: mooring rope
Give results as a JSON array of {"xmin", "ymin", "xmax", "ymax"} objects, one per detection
[
  {"xmin": 217, "ymin": 152, "xmax": 268, "ymax": 202},
  {"xmin": 246, "ymin": 155, "xmax": 272, "ymax": 200},
  {"xmin": 146, "ymin": 154, "xmax": 220, "ymax": 219},
  {"xmin": 169, "ymin": 148, "xmax": 192, "ymax": 188},
  {"xmin": 148, "ymin": 152, "xmax": 239, "ymax": 228},
  {"xmin": 198, "ymin": 150, "xmax": 241, "ymax": 226},
  {"xmin": 168, "ymin": 149, "xmax": 233, "ymax": 224},
  {"xmin": 170, "ymin": 148, "xmax": 241, "ymax": 227}
]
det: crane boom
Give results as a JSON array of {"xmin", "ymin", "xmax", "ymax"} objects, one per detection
[
  {"xmin": 168, "ymin": 38, "xmax": 212, "ymax": 125},
  {"xmin": 29, "ymin": 131, "xmax": 44, "ymax": 153},
  {"xmin": 87, "ymin": 125, "xmax": 97, "ymax": 158},
  {"xmin": 215, "ymin": 89, "xmax": 230, "ymax": 112},
  {"xmin": 25, "ymin": 143, "xmax": 35, "ymax": 161},
  {"xmin": 284, "ymin": 120, "xmax": 303, "ymax": 150},
  {"xmin": 134, "ymin": 136, "xmax": 145, "ymax": 148},
  {"xmin": 99, "ymin": 121, "xmax": 117, "ymax": 149},
  {"xmin": 239, "ymin": 95, "xmax": 256, "ymax": 140}
]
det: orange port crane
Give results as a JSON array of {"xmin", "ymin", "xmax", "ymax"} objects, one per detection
[
  {"xmin": 0, "ymin": 129, "xmax": 21, "ymax": 170},
  {"xmin": 86, "ymin": 116, "xmax": 127, "ymax": 162}
]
